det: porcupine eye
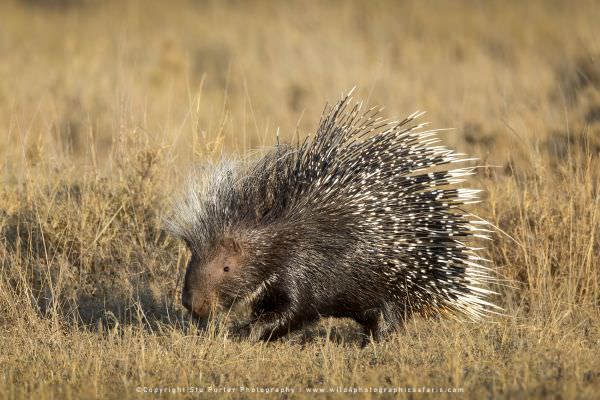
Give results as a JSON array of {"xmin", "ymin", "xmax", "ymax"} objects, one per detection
[{"xmin": 223, "ymin": 266, "xmax": 230, "ymax": 272}]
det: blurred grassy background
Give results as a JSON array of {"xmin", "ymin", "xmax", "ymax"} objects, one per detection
[
  {"xmin": 2, "ymin": 0, "xmax": 598, "ymax": 170},
  {"xmin": 0, "ymin": 0, "xmax": 599, "ymax": 399}
]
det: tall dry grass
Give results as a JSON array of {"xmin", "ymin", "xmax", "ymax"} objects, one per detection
[{"xmin": 0, "ymin": 0, "xmax": 599, "ymax": 398}]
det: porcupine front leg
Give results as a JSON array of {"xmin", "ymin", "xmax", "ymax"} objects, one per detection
[
  {"xmin": 226, "ymin": 312, "xmax": 296, "ymax": 341},
  {"xmin": 247, "ymin": 310, "xmax": 303, "ymax": 341},
  {"xmin": 245, "ymin": 281, "xmax": 311, "ymax": 341}
]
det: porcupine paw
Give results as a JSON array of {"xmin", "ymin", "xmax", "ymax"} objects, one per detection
[
  {"xmin": 227, "ymin": 319, "xmax": 276, "ymax": 342},
  {"xmin": 227, "ymin": 320, "xmax": 253, "ymax": 340},
  {"xmin": 358, "ymin": 307, "xmax": 402, "ymax": 346}
]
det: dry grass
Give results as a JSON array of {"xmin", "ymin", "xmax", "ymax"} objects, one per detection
[{"xmin": 1, "ymin": 0, "xmax": 599, "ymax": 398}]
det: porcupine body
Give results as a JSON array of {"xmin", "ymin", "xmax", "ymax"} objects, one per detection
[{"xmin": 168, "ymin": 91, "xmax": 497, "ymax": 341}]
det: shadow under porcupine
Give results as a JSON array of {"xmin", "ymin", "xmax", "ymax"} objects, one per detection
[{"xmin": 166, "ymin": 90, "xmax": 499, "ymax": 343}]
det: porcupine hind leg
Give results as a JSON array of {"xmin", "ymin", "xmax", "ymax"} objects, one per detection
[{"xmin": 356, "ymin": 303, "xmax": 403, "ymax": 345}]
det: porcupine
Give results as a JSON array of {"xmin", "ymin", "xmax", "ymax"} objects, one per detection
[{"xmin": 167, "ymin": 90, "xmax": 498, "ymax": 342}]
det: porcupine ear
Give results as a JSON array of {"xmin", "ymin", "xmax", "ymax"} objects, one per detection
[{"xmin": 220, "ymin": 237, "xmax": 243, "ymax": 255}]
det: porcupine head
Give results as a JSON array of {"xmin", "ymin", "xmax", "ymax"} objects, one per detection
[
  {"xmin": 170, "ymin": 162, "xmax": 268, "ymax": 318},
  {"xmin": 168, "ymin": 158, "xmax": 294, "ymax": 322}
]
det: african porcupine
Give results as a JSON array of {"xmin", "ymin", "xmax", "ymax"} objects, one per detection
[{"xmin": 167, "ymin": 90, "xmax": 498, "ymax": 341}]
